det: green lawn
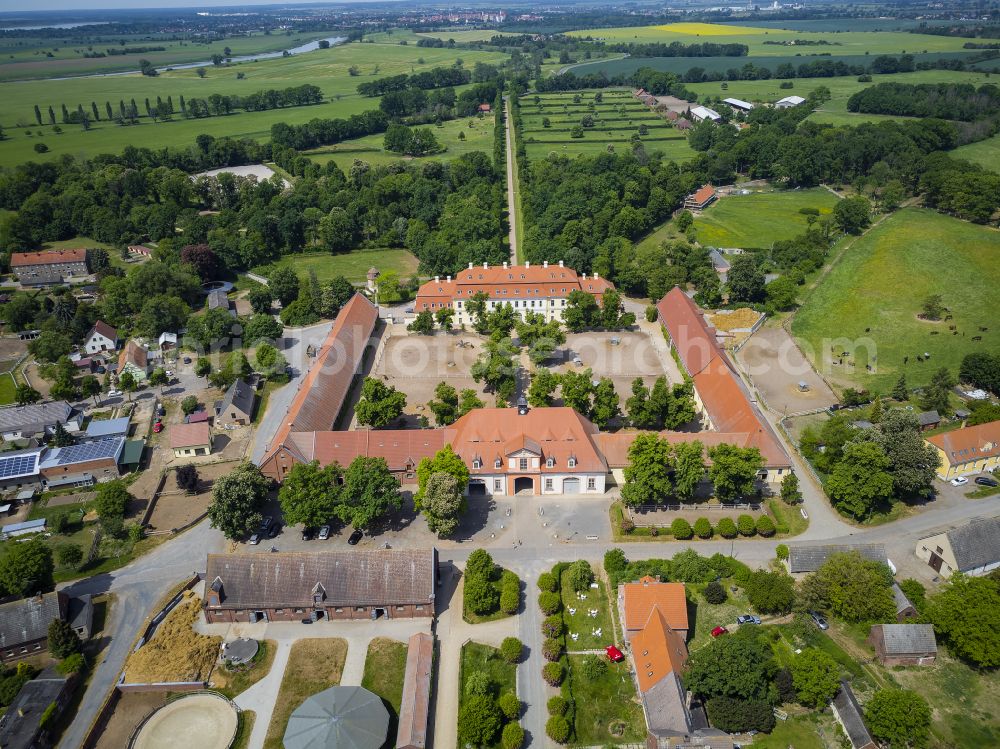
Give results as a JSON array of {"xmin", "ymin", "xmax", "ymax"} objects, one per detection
[
  {"xmin": 792, "ymin": 207, "xmax": 1000, "ymax": 391},
  {"xmin": 304, "ymin": 115, "xmax": 495, "ymax": 170},
  {"xmin": 687, "ymin": 581, "xmax": 750, "ymax": 651},
  {"xmin": 559, "ymin": 568, "xmax": 614, "ymax": 651},
  {"xmin": 458, "ymin": 641, "xmax": 516, "ymax": 748},
  {"xmin": 564, "ymin": 654, "xmax": 646, "ymax": 744},
  {"xmin": 693, "ymin": 187, "xmax": 839, "ymax": 249},
  {"xmin": 750, "ymin": 715, "xmax": 829, "ymax": 749},
  {"xmin": 362, "ymin": 637, "xmax": 408, "ymax": 747},
  {"xmin": 254, "ymin": 248, "xmax": 419, "ymax": 284},
  {"xmin": 0, "ymin": 42, "xmax": 507, "ymax": 168},
  {"xmin": 953, "ymin": 132, "xmax": 1000, "ymax": 173},
  {"xmin": 566, "ymin": 23, "xmax": 973, "ymax": 55},
  {"xmin": 0, "ymin": 373, "xmax": 16, "ymax": 406}
]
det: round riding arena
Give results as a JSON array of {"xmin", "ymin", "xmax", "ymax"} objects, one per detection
[{"xmin": 131, "ymin": 692, "xmax": 239, "ymax": 749}]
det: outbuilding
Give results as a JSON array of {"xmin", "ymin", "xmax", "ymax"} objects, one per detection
[{"xmin": 868, "ymin": 623, "xmax": 936, "ymax": 666}]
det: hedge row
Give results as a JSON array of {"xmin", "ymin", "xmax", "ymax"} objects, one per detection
[{"xmin": 620, "ymin": 513, "xmax": 777, "ymax": 539}]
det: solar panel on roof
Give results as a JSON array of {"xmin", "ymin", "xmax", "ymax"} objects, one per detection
[{"xmin": 0, "ymin": 453, "xmax": 38, "ymax": 478}]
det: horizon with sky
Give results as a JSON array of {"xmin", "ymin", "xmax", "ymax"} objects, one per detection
[{"xmin": 0, "ymin": 0, "xmax": 374, "ymax": 11}]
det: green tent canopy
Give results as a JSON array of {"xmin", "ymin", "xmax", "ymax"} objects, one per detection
[{"xmin": 283, "ymin": 686, "xmax": 389, "ymax": 749}]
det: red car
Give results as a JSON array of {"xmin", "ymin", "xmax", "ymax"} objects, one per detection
[
  {"xmin": 711, "ymin": 626, "xmax": 729, "ymax": 638},
  {"xmin": 605, "ymin": 645, "xmax": 625, "ymax": 662},
  {"xmin": 153, "ymin": 421, "xmax": 163, "ymax": 433}
]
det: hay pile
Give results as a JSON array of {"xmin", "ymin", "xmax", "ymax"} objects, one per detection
[
  {"xmin": 124, "ymin": 591, "xmax": 221, "ymax": 684},
  {"xmin": 708, "ymin": 308, "xmax": 762, "ymax": 332}
]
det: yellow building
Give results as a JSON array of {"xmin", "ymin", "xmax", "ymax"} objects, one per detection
[{"xmin": 924, "ymin": 419, "xmax": 1000, "ymax": 480}]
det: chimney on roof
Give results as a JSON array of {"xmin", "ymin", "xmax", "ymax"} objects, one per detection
[
  {"xmin": 543, "ymin": 261, "xmax": 548, "ymax": 268},
  {"xmin": 503, "ymin": 261, "xmax": 508, "ymax": 269},
  {"xmin": 435, "ymin": 276, "xmax": 439, "ymax": 282},
  {"xmin": 468, "ymin": 262, "xmax": 473, "ymax": 269},
  {"xmin": 483, "ymin": 262, "xmax": 488, "ymax": 269},
  {"xmin": 517, "ymin": 396, "xmax": 528, "ymax": 416},
  {"xmin": 582, "ymin": 273, "xmax": 587, "ymax": 279},
  {"xmin": 446, "ymin": 275, "xmax": 451, "ymax": 283},
  {"xmin": 525, "ymin": 261, "xmax": 530, "ymax": 268},
  {"xmin": 594, "ymin": 272, "xmax": 599, "ymax": 279}
]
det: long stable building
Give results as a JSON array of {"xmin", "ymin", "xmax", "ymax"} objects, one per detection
[
  {"xmin": 413, "ymin": 261, "xmax": 614, "ymax": 326},
  {"xmin": 259, "ymin": 285, "xmax": 791, "ymax": 495}
]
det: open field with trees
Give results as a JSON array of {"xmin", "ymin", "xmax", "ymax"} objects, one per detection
[
  {"xmin": 520, "ymin": 89, "xmax": 694, "ymax": 162},
  {"xmin": 952, "ymin": 131, "xmax": 1000, "ymax": 173},
  {"xmin": 0, "ymin": 40, "xmax": 506, "ymax": 167},
  {"xmin": 567, "ymin": 22, "xmax": 975, "ymax": 55},
  {"xmin": 693, "ymin": 187, "xmax": 839, "ymax": 249},
  {"xmin": 254, "ymin": 249, "xmax": 420, "ymax": 284},
  {"xmin": 792, "ymin": 208, "xmax": 1000, "ymax": 392}
]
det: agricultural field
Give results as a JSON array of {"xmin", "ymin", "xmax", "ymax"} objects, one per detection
[
  {"xmin": 0, "ymin": 30, "xmax": 338, "ymax": 81},
  {"xmin": 520, "ymin": 89, "xmax": 695, "ymax": 162},
  {"xmin": 952, "ymin": 132, "xmax": 1000, "ymax": 173},
  {"xmin": 0, "ymin": 40, "xmax": 507, "ymax": 168},
  {"xmin": 567, "ymin": 22, "xmax": 974, "ymax": 56},
  {"xmin": 304, "ymin": 113, "xmax": 496, "ymax": 169},
  {"xmin": 253, "ymin": 248, "xmax": 420, "ymax": 284},
  {"xmin": 693, "ymin": 187, "xmax": 840, "ymax": 249},
  {"xmin": 792, "ymin": 207, "xmax": 1000, "ymax": 392}
]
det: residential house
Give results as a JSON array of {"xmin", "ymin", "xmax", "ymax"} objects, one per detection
[
  {"xmin": 203, "ymin": 549, "xmax": 437, "ymax": 623},
  {"xmin": 831, "ymin": 681, "xmax": 877, "ymax": 749},
  {"xmin": 117, "ymin": 340, "xmax": 150, "ymax": 382},
  {"xmin": 684, "ymin": 185, "xmax": 717, "ymax": 211},
  {"xmin": 215, "ymin": 379, "xmax": 256, "ymax": 428},
  {"xmin": 170, "ymin": 422, "xmax": 213, "ymax": 458},
  {"xmin": 868, "ymin": 623, "xmax": 936, "ymax": 666},
  {"xmin": 891, "ymin": 583, "xmax": 917, "ymax": 621},
  {"xmin": 158, "ymin": 331, "xmax": 178, "ymax": 351},
  {"xmin": 722, "ymin": 97, "xmax": 754, "ymax": 112},
  {"xmin": 413, "ymin": 261, "xmax": 614, "ymax": 327},
  {"xmin": 0, "ymin": 591, "xmax": 91, "ymax": 663},
  {"xmin": 915, "ymin": 516, "xmax": 1000, "ymax": 577},
  {"xmin": 0, "ymin": 669, "xmax": 73, "ymax": 749},
  {"xmin": 786, "ymin": 544, "xmax": 887, "ymax": 574},
  {"xmin": 689, "ymin": 106, "xmax": 721, "ymax": 122},
  {"xmin": 0, "ymin": 448, "xmax": 44, "ymax": 492},
  {"xmin": 917, "ymin": 410, "xmax": 940, "ymax": 431},
  {"xmin": 924, "ymin": 418, "xmax": 1000, "ymax": 479},
  {"xmin": 10, "ymin": 249, "xmax": 88, "ymax": 285},
  {"xmin": 619, "ymin": 576, "xmax": 689, "ymax": 640},
  {"xmin": 207, "ymin": 289, "xmax": 235, "ymax": 316},
  {"xmin": 127, "ymin": 244, "xmax": 153, "ymax": 257},
  {"xmin": 38, "ymin": 436, "xmax": 126, "ymax": 486},
  {"xmin": 396, "ymin": 631, "xmax": 433, "ymax": 749},
  {"xmin": 775, "ymin": 95, "xmax": 806, "ymax": 109},
  {"xmin": 84, "ymin": 416, "xmax": 131, "ymax": 441},
  {"xmin": 83, "ymin": 321, "xmax": 118, "ymax": 355},
  {"xmin": 0, "ymin": 401, "xmax": 80, "ymax": 441},
  {"xmin": 478, "ymin": 103, "xmax": 491, "ymax": 113}
]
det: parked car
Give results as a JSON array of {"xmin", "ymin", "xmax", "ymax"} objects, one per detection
[
  {"xmin": 975, "ymin": 475, "xmax": 999, "ymax": 487},
  {"xmin": 318, "ymin": 525, "xmax": 331, "ymax": 540},
  {"xmin": 605, "ymin": 645, "xmax": 625, "ymax": 662},
  {"xmin": 248, "ymin": 533, "xmax": 260, "ymax": 546},
  {"xmin": 711, "ymin": 626, "xmax": 729, "ymax": 638},
  {"xmin": 260, "ymin": 515, "xmax": 273, "ymax": 531},
  {"xmin": 950, "ymin": 476, "xmax": 969, "ymax": 486},
  {"xmin": 183, "ymin": 356, "xmax": 192, "ymax": 364},
  {"xmin": 267, "ymin": 523, "xmax": 281, "ymax": 539},
  {"xmin": 165, "ymin": 370, "xmax": 174, "ymax": 378},
  {"xmin": 107, "ymin": 389, "xmax": 122, "ymax": 397},
  {"xmin": 95, "ymin": 366, "xmax": 106, "ymax": 374},
  {"xmin": 809, "ymin": 611, "xmax": 829, "ymax": 630},
  {"xmin": 152, "ymin": 421, "xmax": 163, "ymax": 433},
  {"xmin": 301, "ymin": 527, "xmax": 315, "ymax": 541},
  {"xmin": 348, "ymin": 529, "xmax": 363, "ymax": 545},
  {"xmin": 736, "ymin": 615, "xmax": 761, "ymax": 625},
  {"xmin": 157, "ymin": 405, "xmax": 166, "ymax": 417}
]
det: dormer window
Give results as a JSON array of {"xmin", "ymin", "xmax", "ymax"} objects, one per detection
[
  {"xmin": 494, "ymin": 458, "xmax": 502, "ymax": 469},
  {"xmin": 473, "ymin": 459, "xmax": 481, "ymax": 469},
  {"xmin": 568, "ymin": 457, "xmax": 576, "ymax": 468},
  {"xmin": 546, "ymin": 457, "xmax": 554, "ymax": 468}
]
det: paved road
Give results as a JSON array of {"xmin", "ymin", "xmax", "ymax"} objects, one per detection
[
  {"xmin": 249, "ymin": 320, "xmax": 334, "ymax": 464},
  {"xmin": 504, "ymin": 96, "xmax": 518, "ymax": 264},
  {"xmin": 57, "ymin": 520, "xmax": 226, "ymax": 749}
]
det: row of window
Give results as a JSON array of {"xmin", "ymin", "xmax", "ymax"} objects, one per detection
[
  {"xmin": 5, "ymin": 643, "xmax": 41, "ymax": 657},
  {"xmin": 269, "ymin": 605, "xmax": 425, "ymax": 614},
  {"xmin": 473, "ymin": 456, "xmax": 577, "ymax": 470}
]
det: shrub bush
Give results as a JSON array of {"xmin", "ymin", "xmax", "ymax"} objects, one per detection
[
  {"xmin": 620, "ymin": 517, "xmax": 635, "ymax": 534},
  {"xmin": 501, "ymin": 570, "xmax": 519, "ymax": 588},
  {"xmin": 546, "ymin": 715, "xmax": 571, "ymax": 743},
  {"xmin": 465, "ymin": 671, "xmax": 493, "ymax": 697},
  {"xmin": 500, "ymin": 637, "xmax": 523, "ymax": 664},
  {"xmin": 693, "ymin": 517, "xmax": 713, "ymax": 539},
  {"xmin": 775, "ymin": 543, "xmax": 789, "ymax": 561},
  {"xmin": 548, "ymin": 695, "xmax": 568, "ymax": 716},
  {"xmin": 500, "ymin": 586, "xmax": 519, "ymax": 615},
  {"xmin": 567, "ymin": 560, "xmax": 594, "ymax": 592},
  {"xmin": 581, "ymin": 654, "xmax": 607, "ymax": 679},
  {"xmin": 56, "ymin": 653, "xmax": 85, "ymax": 676},
  {"xmin": 502, "ymin": 722, "xmax": 525, "ymax": 749},
  {"xmin": 458, "ymin": 694, "xmax": 502, "ymax": 746},
  {"xmin": 498, "ymin": 692, "xmax": 521, "ymax": 720},
  {"xmin": 465, "ymin": 575, "xmax": 500, "ymax": 615},
  {"xmin": 604, "ymin": 548, "xmax": 627, "ymax": 575},
  {"xmin": 466, "ymin": 548, "xmax": 495, "ymax": 580},
  {"xmin": 704, "ymin": 580, "xmax": 727, "ymax": 604},
  {"xmin": 737, "ymin": 514, "xmax": 756, "ymax": 537},
  {"xmin": 670, "ymin": 518, "xmax": 693, "ymax": 540},
  {"xmin": 542, "ymin": 637, "xmax": 563, "ymax": 662},
  {"xmin": 775, "ymin": 667, "xmax": 797, "ymax": 703},
  {"xmin": 756, "ymin": 515, "xmax": 776, "ymax": 537},
  {"xmin": 542, "ymin": 661, "xmax": 564, "ymax": 686},
  {"xmin": 542, "ymin": 614, "xmax": 563, "ymax": 639},
  {"xmin": 538, "ymin": 591, "xmax": 562, "ymax": 615},
  {"xmin": 717, "ymin": 517, "xmax": 738, "ymax": 538},
  {"xmin": 705, "ymin": 697, "xmax": 776, "ymax": 733},
  {"xmin": 645, "ymin": 305, "xmax": 658, "ymax": 322},
  {"xmin": 537, "ymin": 572, "xmax": 557, "ymax": 592}
]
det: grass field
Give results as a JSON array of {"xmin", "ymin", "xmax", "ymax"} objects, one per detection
[
  {"xmin": 792, "ymin": 207, "xmax": 1000, "ymax": 392},
  {"xmin": 255, "ymin": 248, "xmax": 419, "ymax": 284},
  {"xmin": 263, "ymin": 638, "xmax": 347, "ymax": 749},
  {"xmin": 520, "ymin": 89, "xmax": 695, "ymax": 162},
  {"xmin": 952, "ymin": 132, "xmax": 1000, "ymax": 173},
  {"xmin": 0, "ymin": 41, "xmax": 507, "ymax": 168},
  {"xmin": 564, "ymin": 654, "xmax": 646, "ymax": 744},
  {"xmin": 304, "ymin": 114, "xmax": 495, "ymax": 169},
  {"xmin": 458, "ymin": 641, "xmax": 516, "ymax": 748},
  {"xmin": 559, "ymin": 567, "xmax": 614, "ymax": 651},
  {"xmin": 693, "ymin": 187, "xmax": 839, "ymax": 249},
  {"xmin": 568, "ymin": 23, "xmax": 974, "ymax": 56},
  {"xmin": 0, "ymin": 373, "xmax": 16, "ymax": 406},
  {"xmin": 361, "ymin": 637, "xmax": 408, "ymax": 744},
  {"xmin": 0, "ymin": 30, "xmax": 337, "ymax": 81}
]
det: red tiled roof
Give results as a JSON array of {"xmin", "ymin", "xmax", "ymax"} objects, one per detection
[
  {"xmin": 632, "ymin": 607, "xmax": 689, "ymax": 693},
  {"xmin": 170, "ymin": 421, "xmax": 211, "ymax": 449},
  {"xmin": 118, "ymin": 340, "xmax": 147, "ymax": 371},
  {"xmin": 622, "ymin": 577, "xmax": 688, "ymax": 633},
  {"xmin": 286, "ymin": 429, "xmax": 448, "ymax": 472},
  {"xmin": 10, "ymin": 249, "xmax": 86, "ymax": 267},
  {"xmin": 657, "ymin": 287, "xmax": 721, "ymax": 376},
  {"xmin": 927, "ymin": 419, "xmax": 1000, "ymax": 466},
  {"xmin": 690, "ymin": 184, "xmax": 716, "ymax": 204},
  {"xmin": 396, "ymin": 632, "xmax": 433, "ymax": 749},
  {"xmin": 88, "ymin": 320, "xmax": 117, "ymax": 342}
]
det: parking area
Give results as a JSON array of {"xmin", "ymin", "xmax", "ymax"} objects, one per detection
[
  {"xmin": 548, "ymin": 330, "xmax": 674, "ymax": 399},
  {"xmin": 736, "ymin": 325, "xmax": 839, "ymax": 414}
]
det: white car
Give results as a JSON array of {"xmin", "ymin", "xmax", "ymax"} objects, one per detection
[
  {"xmin": 950, "ymin": 476, "xmax": 969, "ymax": 486},
  {"xmin": 107, "ymin": 389, "xmax": 122, "ymax": 397}
]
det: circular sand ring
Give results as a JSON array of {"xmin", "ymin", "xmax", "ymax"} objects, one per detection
[{"xmin": 132, "ymin": 692, "xmax": 239, "ymax": 749}]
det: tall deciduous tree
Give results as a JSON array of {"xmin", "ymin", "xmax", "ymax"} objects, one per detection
[
  {"xmin": 423, "ymin": 471, "xmax": 464, "ymax": 537},
  {"xmin": 622, "ymin": 434, "xmax": 672, "ymax": 506},
  {"xmin": 354, "ymin": 377, "xmax": 407, "ymax": 428},
  {"xmin": 789, "ymin": 649, "xmax": 840, "ymax": 708},
  {"xmin": 673, "ymin": 441, "xmax": 705, "ymax": 501},
  {"xmin": 340, "ymin": 456, "xmax": 402, "ymax": 530},
  {"xmin": 207, "ymin": 462, "xmax": 270, "ymax": 540},
  {"xmin": 865, "ymin": 689, "xmax": 932, "ymax": 749},
  {"xmin": 416, "ymin": 444, "xmax": 469, "ymax": 507},
  {"xmin": 0, "ymin": 539, "xmax": 53, "ymax": 597},
  {"xmin": 826, "ymin": 441, "xmax": 893, "ymax": 519},
  {"xmin": 800, "ymin": 551, "xmax": 895, "ymax": 623},
  {"xmin": 683, "ymin": 629, "xmax": 775, "ymax": 702},
  {"xmin": 278, "ymin": 460, "xmax": 343, "ymax": 529},
  {"xmin": 528, "ymin": 369, "xmax": 559, "ymax": 408},
  {"xmin": 925, "ymin": 574, "xmax": 1000, "ymax": 668},
  {"xmin": 708, "ymin": 444, "xmax": 763, "ymax": 501}
]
